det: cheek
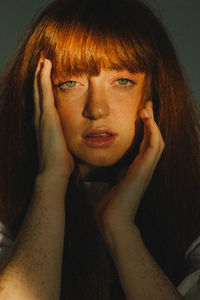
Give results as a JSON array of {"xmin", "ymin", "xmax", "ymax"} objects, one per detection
[
  {"xmin": 118, "ymin": 104, "xmax": 141, "ymax": 146},
  {"xmin": 118, "ymin": 102, "xmax": 139, "ymax": 129},
  {"xmin": 56, "ymin": 104, "xmax": 81, "ymax": 139},
  {"xmin": 120, "ymin": 119, "xmax": 136, "ymax": 148},
  {"xmin": 55, "ymin": 91, "xmax": 82, "ymax": 126}
]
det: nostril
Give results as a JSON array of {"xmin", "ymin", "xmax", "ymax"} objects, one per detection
[{"xmin": 82, "ymin": 104, "xmax": 110, "ymax": 120}]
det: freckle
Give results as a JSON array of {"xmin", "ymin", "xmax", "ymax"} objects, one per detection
[{"xmin": 0, "ymin": 285, "xmax": 4, "ymax": 292}]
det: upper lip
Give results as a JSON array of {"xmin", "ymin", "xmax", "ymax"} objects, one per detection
[{"xmin": 83, "ymin": 128, "xmax": 117, "ymax": 137}]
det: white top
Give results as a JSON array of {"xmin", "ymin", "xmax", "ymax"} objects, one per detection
[
  {"xmin": 0, "ymin": 181, "xmax": 199, "ymax": 299},
  {"xmin": 0, "ymin": 221, "xmax": 15, "ymax": 272},
  {"xmin": 177, "ymin": 236, "xmax": 200, "ymax": 299}
]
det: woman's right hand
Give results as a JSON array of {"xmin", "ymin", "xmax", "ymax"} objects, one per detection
[{"xmin": 34, "ymin": 58, "xmax": 74, "ymax": 180}]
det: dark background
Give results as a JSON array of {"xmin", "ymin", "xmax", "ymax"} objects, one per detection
[{"xmin": 0, "ymin": 0, "xmax": 199, "ymax": 102}]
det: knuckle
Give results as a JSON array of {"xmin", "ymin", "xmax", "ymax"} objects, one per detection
[
  {"xmin": 40, "ymin": 113, "xmax": 48, "ymax": 124},
  {"xmin": 40, "ymin": 112, "xmax": 55, "ymax": 128},
  {"xmin": 39, "ymin": 68, "xmax": 47, "ymax": 88},
  {"xmin": 160, "ymin": 138, "xmax": 165, "ymax": 150},
  {"xmin": 159, "ymin": 141, "xmax": 165, "ymax": 154}
]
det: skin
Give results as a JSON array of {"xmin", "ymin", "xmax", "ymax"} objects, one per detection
[
  {"xmin": 33, "ymin": 58, "xmax": 182, "ymax": 300},
  {"xmin": 50, "ymin": 59, "xmax": 166, "ymax": 226},
  {"xmin": 34, "ymin": 59, "xmax": 74, "ymax": 179},
  {"xmin": 36, "ymin": 56, "xmax": 166, "ymax": 235},
  {"xmin": 53, "ymin": 69, "xmax": 146, "ymax": 169},
  {"xmin": 0, "ymin": 58, "xmax": 182, "ymax": 300}
]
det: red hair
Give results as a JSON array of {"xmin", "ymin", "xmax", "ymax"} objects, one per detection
[{"xmin": 0, "ymin": 0, "xmax": 199, "ymax": 298}]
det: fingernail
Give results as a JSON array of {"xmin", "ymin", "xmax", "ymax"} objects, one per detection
[
  {"xmin": 146, "ymin": 101, "xmax": 152, "ymax": 110},
  {"xmin": 146, "ymin": 109, "xmax": 151, "ymax": 117},
  {"xmin": 145, "ymin": 101, "xmax": 153, "ymax": 117},
  {"xmin": 39, "ymin": 58, "xmax": 45, "ymax": 67},
  {"xmin": 149, "ymin": 100, "xmax": 153, "ymax": 106},
  {"xmin": 145, "ymin": 108, "xmax": 151, "ymax": 118},
  {"xmin": 140, "ymin": 108, "xmax": 150, "ymax": 120},
  {"xmin": 44, "ymin": 59, "xmax": 51, "ymax": 67}
]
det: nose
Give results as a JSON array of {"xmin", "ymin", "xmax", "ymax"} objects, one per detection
[{"xmin": 82, "ymin": 86, "xmax": 110, "ymax": 120}]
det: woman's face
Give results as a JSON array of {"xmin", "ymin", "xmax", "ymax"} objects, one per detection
[{"xmin": 53, "ymin": 69, "xmax": 145, "ymax": 167}]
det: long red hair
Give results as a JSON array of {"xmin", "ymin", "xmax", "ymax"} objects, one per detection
[{"xmin": 0, "ymin": 0, "xmax": 199, "ymax": 298}]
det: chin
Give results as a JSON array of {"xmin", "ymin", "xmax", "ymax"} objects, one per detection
[{"xmin": 75, "ymin": 152, "xmax": 123, "ymax": 167}]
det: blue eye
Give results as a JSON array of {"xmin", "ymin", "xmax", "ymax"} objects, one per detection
[{"xmin": 116, "ymin": 78, "xmax": 135, "ymax": 87}]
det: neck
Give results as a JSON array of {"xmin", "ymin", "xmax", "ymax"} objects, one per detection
[
  {"xmin": 73, "ymin": 159, "xmax": 131, "ymax": 185},
  {"xmin": 74, "ymin": 163, "xmax": 113, "ymax": 183},
  {"xmin": 72, "ymin": 144, "xmax": 139, "ymax": 184}
]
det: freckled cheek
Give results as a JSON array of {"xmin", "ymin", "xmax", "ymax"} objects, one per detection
[
  {"xmin": 122, "ymin": 120, "xmax": 136, "ymax": 144},
  {"xmin": 56, "ymin": 105, "xmax": 82, "ymax": 140},
  {"xmin": 118, "ymin": 105, "xmax": 140, "ymax": 144}
]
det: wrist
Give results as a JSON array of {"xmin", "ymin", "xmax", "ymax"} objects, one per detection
[
  {"xmin": 39, "ymin": 165, "xmax": 72, "ymax": 177},
  {"xmin": 35, "ymin": 171, "xmax": 70, "ymax": 194},
  {"xmin": 37, "ymin": 169, "xmax": 71, "ymax": 182},
  {"xmin": 102, "ymin": 220, "xmax": 141, "ymax": 251}
]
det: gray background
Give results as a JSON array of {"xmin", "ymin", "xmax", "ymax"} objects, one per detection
[{"xmin": 0, "ymin": 0, "xmax": 199, "ymax": 102}]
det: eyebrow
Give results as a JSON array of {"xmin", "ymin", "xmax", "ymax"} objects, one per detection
[{"xmin": 52, "ymin": 70, "xmax": 145, "ymax": 82}]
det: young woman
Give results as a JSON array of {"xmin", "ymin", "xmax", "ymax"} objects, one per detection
[{"xmin": 0, "ymin": 0, "xmax": 199, "ymax": 299}]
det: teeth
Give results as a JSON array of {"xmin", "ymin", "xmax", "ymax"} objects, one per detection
[{"xmin": 88, "ymin": 133, "xmax": 112, "ymax": 137}]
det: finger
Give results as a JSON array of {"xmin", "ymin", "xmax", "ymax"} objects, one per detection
[
  {"xmin": 33, "ymin": 58, "xmax": 44, "ymax": 128},
  {"xmin": 143, "ymin": 101, "xmax": 165, "ymax": 154},
  {"xmin": 144, "ymin": 124, "xmax": 165, "ymax": 171},
  {"xmin": 33, "ymin": 58, "xmax": 45, "ymax": 161},
  {"xmin": 139, "ymin": 108, "xmax": 151, "ymax": 152},
  {"xmin": 126, "ymin": 105, "xmax": 165, "ymax": 190},
  {"xmin": 145, "ymin": 100, "xmax": 154, "ymax": 119},
  {"xmin": 39, "ymin": 59, "xmax": 55, "ymax": 115},
  {"xmin": 139, "ymin": 108, "xmax": 165, "ymax": 161}
]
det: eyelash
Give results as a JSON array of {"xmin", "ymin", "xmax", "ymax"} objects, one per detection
[
  {"xmin": 57, "ymin": 80, "xmax": 78, "ymax": 89},
  {"xmin": 115, "ymin": 78, "xmax": 135, "ymax": 88},
  {"xmin": 57, "ymin": 78, "xmax": 136, "ymax": 89}
]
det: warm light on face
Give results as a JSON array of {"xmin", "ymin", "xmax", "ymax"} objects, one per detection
[{"xmin": 53, "ymin": 69, "xmax": 145, "ymax": 167}]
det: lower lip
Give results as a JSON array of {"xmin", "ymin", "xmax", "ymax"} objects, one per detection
[{"xmin": 83, "ymin": 135, "xmax": 117, "ymax": 148}]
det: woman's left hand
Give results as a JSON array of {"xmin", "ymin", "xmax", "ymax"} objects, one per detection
[{"xmin": 95, "ymin": 101, "xmax": 165, "ymax": 241}]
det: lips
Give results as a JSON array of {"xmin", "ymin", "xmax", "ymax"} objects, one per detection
[
  {"xmin": 83, "ymin": 128, "xmax": 116, "ymax": 138},
  {"xmin": 82, "ymin": 128, "xmax": 117, "ymax": 148}
]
